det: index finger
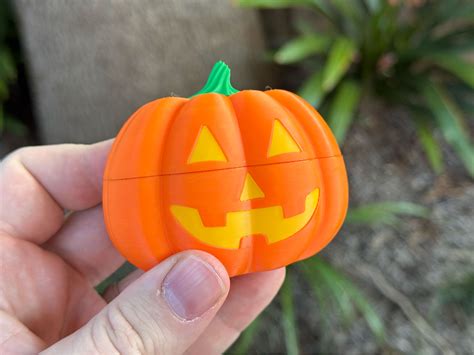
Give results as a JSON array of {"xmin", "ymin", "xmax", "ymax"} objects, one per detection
[{"xmin": 0, "ymin": 140, "xmax": 112, "ymax": 243}]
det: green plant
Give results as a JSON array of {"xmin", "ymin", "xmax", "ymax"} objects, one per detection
[
  {"xmin": 0, "ymin": 0, "xmax": 27, "ymax": 136},
  {"xmin": 279, "ymin": 273, "xmax": 299, "ymax": 355},
  {"xmin": 228, "ymin": 258, "xmax": 386, "ymax": 354},
  {"xmin": 301, "ymin": 257, "xmax": 386, "ymax": 344},
  {"xmin": 436, "ymin": 273, "xmax": 474, "ymax": 315},
  {"xmin": 95, "ymin": 261, "xmax": 136, "ymax": 294},
  {"xmin": 227, "ymin": 317, "xmax": 262, "ymax": 354},
  {"xmin": 239, "ymin": 0, "xmax": 474, "ymax": 177},
  {"xmin": 228, "ymin": 202, "xmax": 429, "ymax": 353},
  {"xmin": 346, "ymin": 201, "xmax": 430, "ymax": 226}
]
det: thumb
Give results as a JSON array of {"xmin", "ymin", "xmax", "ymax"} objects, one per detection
[{"xmin": 42, "ymin": 251, "xmax": 230, "ymax": 355}]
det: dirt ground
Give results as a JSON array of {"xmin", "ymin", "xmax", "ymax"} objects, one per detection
[{"xmin": 245, "ymin": 103, "xmax": 474, "ymax": 354}]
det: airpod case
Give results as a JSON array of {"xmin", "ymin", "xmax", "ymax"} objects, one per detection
[{"xmin": 103, "ymin": 61, "xmax": 348, "ymax": 276}]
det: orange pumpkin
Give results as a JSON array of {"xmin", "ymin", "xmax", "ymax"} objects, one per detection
[{"xmin": 103, "ymin": 61, "xmax": 348, "ymax": 276}]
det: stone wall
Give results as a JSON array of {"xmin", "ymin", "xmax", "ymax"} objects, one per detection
[{"xmin": 14, "ymin": 0, "xmax": 272, "ymax": 143}]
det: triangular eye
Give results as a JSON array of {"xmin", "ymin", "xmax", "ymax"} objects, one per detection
[
  {"xmin": 267, "ymin": 120, "xmax": 301, "ymax": 157},
  {"xmin": 188, "ymin": 125, "xmax": 227, "ymax": 163}
]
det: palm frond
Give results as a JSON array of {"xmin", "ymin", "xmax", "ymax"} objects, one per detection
[
  {"xmin": 414, "ymin": 116, "xmax": 444, "ymax": 173},
  {"xmin": 346, "ymin": 201, "xmax": 430, "ymax": 226},
  {"xmin": 302, "ymin": 257, "xmax": 386, "ymax": 343},
  {"xmin": 422, "ymin": 81, "xmax": 474, "ymax": 177},
  {"xmin": 326, "ymin": 79, "xmax": 361, "ymax": 142},
  {"xmin": 274, "ymin": 34, "xmax": 332, "ymax": 64},
  {"xmin": 280, "ymin": 273, "xmax": 299, "ymax": 355}
]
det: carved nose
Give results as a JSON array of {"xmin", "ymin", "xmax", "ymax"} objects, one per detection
[{"xmin": 240, "ymin": 173, "xmax": 265, "ymax": 201}]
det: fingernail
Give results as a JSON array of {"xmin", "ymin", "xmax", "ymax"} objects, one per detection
[{"xmin": 163, "ymin": 256, "xmax": 225, "ymax": 320}]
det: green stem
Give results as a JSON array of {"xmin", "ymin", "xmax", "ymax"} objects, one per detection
[{"xmin": 191, "ymin": 61, "xmax": 240, "ymax": 97}]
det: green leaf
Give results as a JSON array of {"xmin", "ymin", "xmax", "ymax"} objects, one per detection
[
  {"xmin": 307, "ymin": 0, "xmax": 334, "ymax": 17},
  {"xmin": 298, "ymin": 71, "xmax": 325, "ymax": 107},
  {"xmin": 0, "ymin": 79, "xmax": 7, "ymax": 100},
  {"xmin": 304, "ymin": 258, "xmax": 355, "ymax": 324},
  {"xmin": 346, "ymin": 202, "xmax": 430, "ymax": 226},
  {"xmin": 428, "ymin": 54, "xmax": 474, "ymax": 89},
  {"xmin": 414, "ymin": 117, "xmax": 444, "ymax": 174},
  {"xmin": 302, "ymin": 257, "xmax": 386, "ymax": 344},
  {"xmin": 430, "ymin": 25, "xmax": 474, "ymax": 49},
  {"xmin": 416, "ymin": 1, "xmax": 474, "ymax": 34},
  {"xmin": 437, "ymin": 273, "xmax": 474, "ymax": 315},
  {"xmin": 237, "ymin": 0, "xmax": 335, "ymax": 21},
  {"xmin": 447, "ymin": 82, "xmax": 474, "ymax": 115},
  {"xmin": 431, "ymin": 2, "xmax": 474, "ymax": 24},
  {"xmin": 0, "ymin": 105, "xmax": 4, "ymax": 134},
  {"xmin": 422, "ymin": 81, "xmax": 474, "ymax": 177},
  {"xmin": 330, "ymin": 0, "xmax": 365, "ymax": 24},
  {"xmin": 321, "ymin": 37, "xmax": 356, "ymax": 93},
  {"xmin": 3, "ymin": 115, "xmax": 28, "ymax": 137},
  {"xmin": 237, "ymin": 0, "xmax": 315, "ymax": 8},
  {"xmin": 294, "ymin": 18, "xmax": 318, "ymax": 36},
  {"xmin": 404, "ymin": 28, "xmax": 474, "ymax": 59},
  {"xmin": 95, "ymin": 262, "xmax": 136, "ymax": 295},
  {"xmin": 0, "ymin": 1, "xmax": 14, "ymax": 42},
  {"xmin": 280, "ymin": 274, "xmax": 299, "ymax": 355},
  {"xmin": 228, "ymin": 317, "xmax": 261, "ymax": 354},
  {"xmin": 299, "ymin": 261, "xmax": 333, "ymax": 331},
  {"xmin": 326, "ymin": 79, "xmax": 361, "ymax": 143},
  {"xmin": 0, "ymin": 48, "xmax": 17, "ymax": 81},
  {"xmin": 274, "ymin": 34, "xmax": 331, "ymax": 64},
  {"xmin": 364, "ymin": 0, "xmax": 381, "ymax": 13},
  {"xmin": 341, "ymin": 276, "xmax": 386, "ymax": 343}
]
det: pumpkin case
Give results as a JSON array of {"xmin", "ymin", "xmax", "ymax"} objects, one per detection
[{"xmin": 103, "ymin": 61, "xmax": 348, "ymax": 276}]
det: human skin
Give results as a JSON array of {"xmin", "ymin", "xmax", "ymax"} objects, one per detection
[{"xmin": 0, "ymin": 140, "xmax": 285, "ymax": 354}]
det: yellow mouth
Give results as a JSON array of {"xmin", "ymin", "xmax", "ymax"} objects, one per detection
[{"xmin": 170, "ymin": 188, "xmax": 319, "ymax": 249}]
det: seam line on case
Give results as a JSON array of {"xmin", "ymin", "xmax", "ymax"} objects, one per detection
[{"xmin": 105, "ymin": 155, "xmax": 343, "ymax": 181}]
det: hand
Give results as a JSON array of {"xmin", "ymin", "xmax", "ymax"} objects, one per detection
[{"xmin": 0, "ymin": 140, "xmax": 285, "ymax": 354}]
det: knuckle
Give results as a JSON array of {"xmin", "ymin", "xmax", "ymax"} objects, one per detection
[
  {"xmin": 91, "ymin": 303, "xmax": 150, "ymax": 354},
  {"xmin": 107, "ymin": 303, "xmax": 148, "ymax": 354}
]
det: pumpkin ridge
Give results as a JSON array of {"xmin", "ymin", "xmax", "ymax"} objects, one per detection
[
  {"xmin": 104, "ymin": 99, "xmax": 159, "ymax": 180},
  {"xmin": 155, "ymin": 96, "xmax": 191, "ymax": 171},
  {"xmin": 263, "ymin": 90, "xmax": 315, "ymax": 156},
  {"xmin": 105, "ymin": 97, "xmax": 189, "ymax": 179},
  {"xmin": 156, "ymin": 98, "xmax": 193, "ymax": 260}
]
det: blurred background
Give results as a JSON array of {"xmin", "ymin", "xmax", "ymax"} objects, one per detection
[{"xmin": 1, "ymin": 0, "xmax": 473, "ymax": 353}]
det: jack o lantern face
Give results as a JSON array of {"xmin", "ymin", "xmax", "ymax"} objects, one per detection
[
  {"xmin": 103, "ymin": 75, "xmax": 348, "ymax": 276},
  {"xmin": 157, "ymin": 91, "xmax": 325, "ymax": 251},
  {"xmin": 169, "ymin": 119, "xmax": 320, "ymax": 249}
]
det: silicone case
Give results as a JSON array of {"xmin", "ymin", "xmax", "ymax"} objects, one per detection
[{"xmin": 103, "ymin": 61, "xmax": 348, "ymax": 276}]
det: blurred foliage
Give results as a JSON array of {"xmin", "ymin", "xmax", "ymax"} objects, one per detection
[
  {"xmin": 240, "ymin": 0, "xmax": 474, "ymax": 177},
  {"xmin": 228, "ymin": 258, "xmax": 386, "ymax": 354},
  {"xmin": 228, "ymin": 204, "xmax": 430, "ymax": 353},
  {"xmin": 279, "ymin": 273, "xmax": 299, "ymax": 355},
  {"xmin": 0, "ymin": 0, "xmax": 27, "ymax": 136},
  {"xmin": 95, "ymin": 261, "xmax": 136, "ymax": 294},
  {"xmin": 346, "ymin": 201, "xmax": 429, "ymax": 226},
  {"xmin": 436, "ymin": 273, "xmax": 474, "ymax": 315},
  {"xmin": 301, "ymin": 257, "xmax": 386, "ymax": 344},
  {"xmin": 227, "ymin": 317, "xmax": 262, "ymax": 354}
]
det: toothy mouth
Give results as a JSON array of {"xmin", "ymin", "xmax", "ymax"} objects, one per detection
[{"xmin": 170, "ymin": 188, "xmax": 319, "ymax": 249}]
